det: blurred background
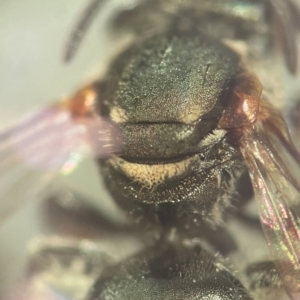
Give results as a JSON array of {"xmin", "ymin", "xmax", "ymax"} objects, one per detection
[{"xmin": 0, "ymin": 0, "xmax": 123, "ymax": 296}]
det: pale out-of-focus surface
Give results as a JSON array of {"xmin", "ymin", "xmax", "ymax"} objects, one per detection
[
  {"xmin": 0, "ymin": 0, "xmax": 108, "ymax": 126},
  {"xmin": 0, "ymin": 0, "xmax": 121, "ymax": 295}
]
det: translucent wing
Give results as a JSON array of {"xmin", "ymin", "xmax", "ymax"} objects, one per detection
[
  {"xmin": 218, "ymin": 73, "xmax": 300, "ymax": 299},
  {"xmin": 0, "ymin": 85, "xmax": 119, "ymax": 223},
  {"xmin": 240, "ymin": 125, "xmax": 300, "ymax": 299}
]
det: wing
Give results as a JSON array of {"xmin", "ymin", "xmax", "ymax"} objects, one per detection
[
  {"xmin": 218, "ymin": 72, "xmax": 300, "ymax": 299},
  {"xmin": 0, "ymin": 85, "xmax": 119, "ymax": 223},
  {"xmin": 240, "ymin": 124, "xmax": 300, "ymax": 299}
]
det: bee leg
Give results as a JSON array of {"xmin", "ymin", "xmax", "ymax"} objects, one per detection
[
  {"xmin": 64, "ymin": 0, "xmax": 174, "ymax": 62},
  {"xmin": 290, "ymin": 100, "xmax": 300, "ymax": 143},
  {"xmin": 231, "ymin": 170, "xmax": 265, "ymax": 231},
  {"xmin": 245, "ymin": 260, "xmax": 289, "ymax": 299},
  {"xmin": 18, "ymin": 232, "xmax": 146, "ymax": 300},
  {"xmin": 235, "ymin": 170, "xmax": 254, "ymax": 209},
  {"xmin": 259, "ymin": 0, "xmax": 300, "ymax": 74},
  {"xmin": 40, "ymin": 189, "xmax": 132, "ymax": 238},
  {"xmin": 245, "ymin": 261, "xmax": 282, "ymax": 290},
  {"xmin": 193, "ymin": 223, "xmax": 238, "ymax": 256},
  {"xmin": 40, "ymin": 189, "xmax": 163, "ymax": 249},
  {"xmin": 12, "ymin": 237, "xmax": 113, "ymax": 300}
]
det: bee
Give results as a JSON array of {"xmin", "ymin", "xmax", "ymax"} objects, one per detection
[{"xmin": 1, "ymin": 0, "xmax": 300, "ymax": 299}]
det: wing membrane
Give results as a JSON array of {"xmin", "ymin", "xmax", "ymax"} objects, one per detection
[
  {"xmin": 240, "ymin": 125, "xmax": 300, "ymax": 298},
  {"xmin": 0, "ymin": 104, "xmax": 118, "ymax": 223}
]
